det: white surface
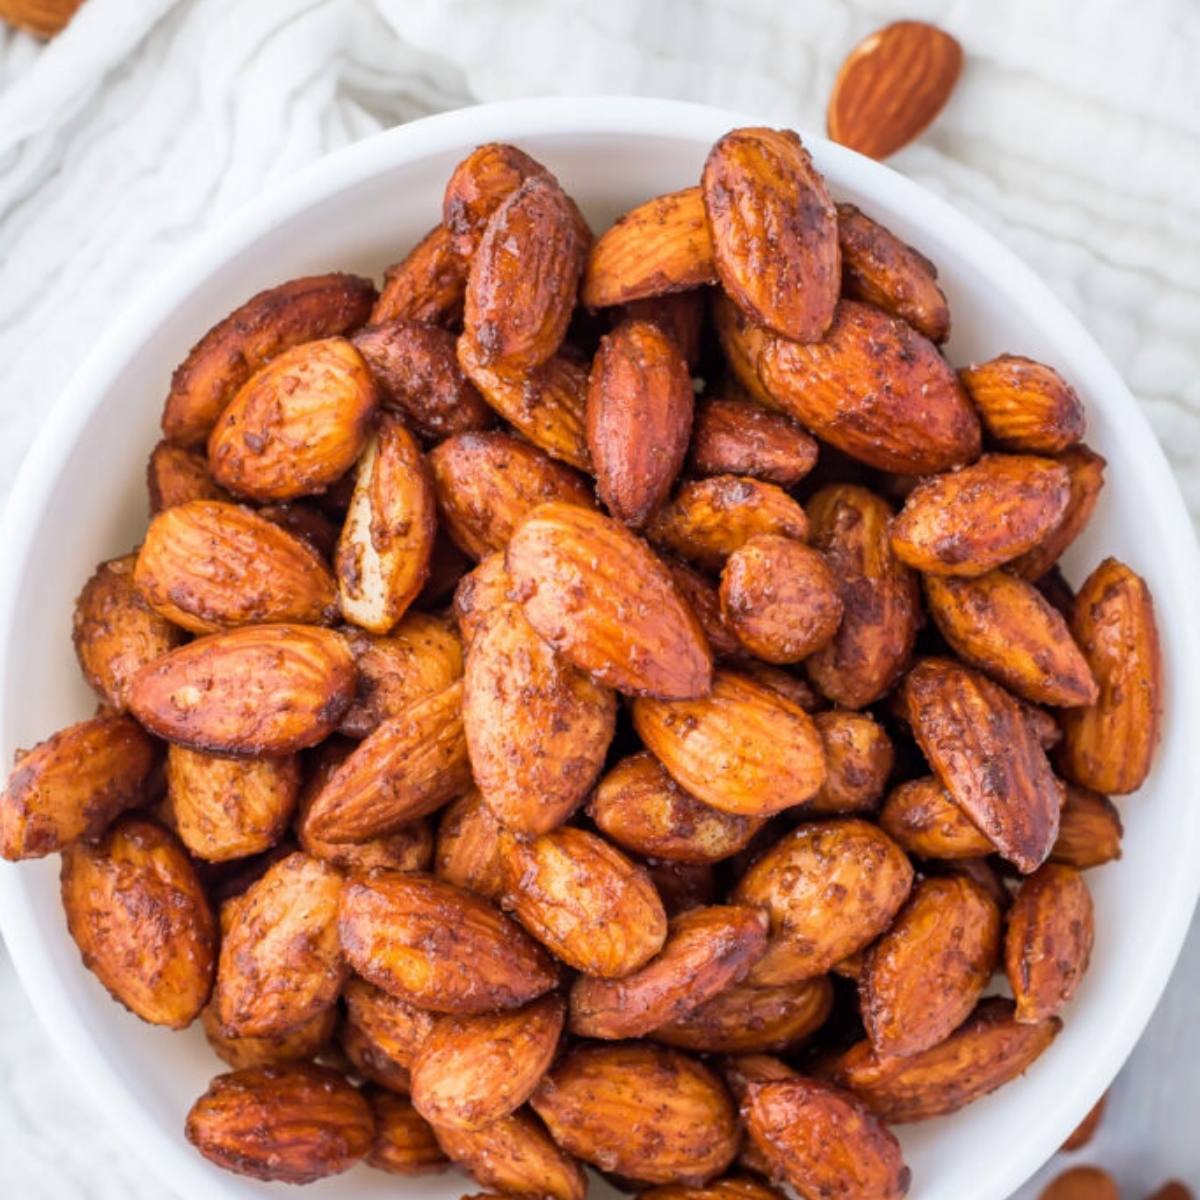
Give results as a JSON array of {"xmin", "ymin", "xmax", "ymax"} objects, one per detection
[{"xmin": 0, "ymin": 3, "xmax": 1198, "ymax": 1198}]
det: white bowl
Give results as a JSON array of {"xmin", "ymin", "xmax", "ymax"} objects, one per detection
[{"xmin": 1, "ymin": 97, "xmax": 1198, "ymax": 1200}]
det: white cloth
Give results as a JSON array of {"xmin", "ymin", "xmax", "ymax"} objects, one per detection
[{"xmin": 0, "ymin": 1, "xmax": 1198, "ymax": 1197}]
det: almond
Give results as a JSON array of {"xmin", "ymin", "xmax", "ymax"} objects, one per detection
[
  {"xmin": 711, "ymin": 291, "xmax": 776, "ymax": 407},
  {"xmin": 256, "ymin": 501, "xmax": 340, "ymax": 559},
  {"xmin": 1038, "ymin": 1167, "xmax": 1120, "ymax": 1200},
  {"xmin": 372, "ymin": 225, "xmax": 467, "ymax": 328},
  {"xmin": 621, "ymin": 289, "xmax": 706, "ymax": 366},
  {"xmin": 1010, "ymin": 446, "xmax": 1107, "ymax": 580},
  {"xmin": 827, "ymin": 21, "xmax": 963, "ymax": 160},
  {"xmin": 343, "ymin": 976, "xmax": 435, "ymax": 1068},
  {"xmin": 1051, "ymin": 784, "xmax": 1123, "ymax": 869},
  {"xmin": 365, "ymin": 1088, "xmax": 448, "ymax": 1175},
  {"xmin": 147, "ymin": 440, "xmax": 229, "ymax": 511},
  {"xmin": 129, "ymin": 624, "xmax": 355, "ymax": 755},
  {"xmin": 664, "ymin": 558, "xmax": 746, "ymax": 659},
  {"xmin": 687, "ymin": 395, "xmax": 818, "ymax": 486},
  {"xmin": 1059, "ymin": 1092, "xmax": 1108, "ymax": 1152},
  {"xmin": 641, "ymin": 1180, "xmax": 786, "ymax": 1200},
  {"xmin": 960, "ymin": 355, "xmax": 1086, "ymax": 453},
  {"xmin": 201, "ymin": 1003, "xmax": 336, "ymax": 1072},
  {"xmin": 434, "ymin": 788, "xmax": 505, "ymax": 899},
  {"xmin": 808, "ymin": 709, "xmax": 894, "ymax": 815},
  {"xmin": 444, "ymin": 142, "xmax": 556, "ymax": 259},
  {"xmin": 583, "ymin": 187, "xmax": 717, "ymax": 308},
  {"xmin": 647, "ymin": 860, "xmax": 719, "ymax": 918},
  {"xmin": 453, "ymin": 552, "xmax": 514, "ymax": 648},
  {"xmin": 339, "ymin": 1018, "xmax": 414, "ymax": 1095},
  {"xmin": 163, "ymin": 273, "xmax": 376, "ymax": 447},
  {"xmin": 878, "ymin": 776, "xmax": 994, "ymax": 859}
]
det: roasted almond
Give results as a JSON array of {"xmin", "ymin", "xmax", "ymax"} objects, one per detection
[
  {"xmin": 711, "ymin": 291, "xmax": 776, "ymax": 407},
  {"xmin": 338, "ymin": 871, "xmax": 559, "ymax": 1013},
  {"xmin": 500, "ymin": 825, "xmax": 668, "ymax": 978},
  {"xmin": 1060, "ymin": 1091, "xmax": 1108, "ymax": 1152},
  {"xmin": 1059, "ymin": 557, "xmax": 1163, "ymax": 794},
  {"xmin": 532, "ymin": 1042, "xmax": 739, "ymax": 1185},
  {"xmin": 61, "ymin": 817, "xmax": 215, "ymax": 1027},
  {"xmin": 648, "ymin": 859, "xmax": 719, "ymax": 918},
  {"xmin": 1051, "ymin": 784, "xmax": 1123, "ymax": 869},
  {"xmin": 837, "ymin": 202, "xmax": 949, "ymax": 342},
  {"xmin": 207, "ymin": 337, "xmax": 377, "ymax": 502},
  {"xmin": 878, "ymin": 776, "xmax": 993, "ymax": 859},
  {"xmin": 641, "ymin": 1179, "xmax": 786, "ymax": 1200},
  {"xmin": 147, "ymin": 440, "xmax": 228, "ymax": 510},
  {"xmin": 861, "ymin": 875, "xmax": 1001, "ymax": 1058},
  {"xmin": 443, "ymin": 142, "xmax": 554, "ymax": 259},
  {"xmin": 256, "ymin": 501, "xmax": 340, "ymax": 559},
  {"xmin": 434, "ymin": 788, "xmax": 505, "ymax": 899},
  {"xmin": 201, "ymin": 1002, "xmax": 336, "ymax": 1071},
  {"xmin": 570, "ymin": 904, "xmax": 768, "ymax": 1039},
  {"xmin": 904, "ymin": 658, "xmax": 1062, "ymax": 872},
  {"xmin": 702, "ymin": 127, "xmax": 839, "ymax": 342},
  {"xmin": 621, "ymin": 290, "xmax": 706, "ymax": 366},
  {"xmin": 1038, "ymin": 1167, "xmax": 1120, "ymax": 1200},
  {"xmin": 805, "ymin": 484, "xmax": 920, "ymax": 708},
  {"xmin": 633, "ymin": 669, "xmax": 826, "ymax": 817},
  {"xmin": 343, "ymin": 976, "xmax": 435, "ymax": 1069},
  {"xmin": 365, "ymin": 1087, "xmax": 448, "ymax": 1175},
  {"xmin": 583, "ymin": 187, "xmax": 717, "ymax": 308},
  {"xmin": 808, "ymin": 709, "xmax": 894, "ymax": 815},
  {"xmin": 1010, "ymin": 445, "xmax": 1107, "ymax": 580},
  {"xmin": 129, "ymin": 624, "xmax": 355, "ymax": 755},
  {"xmin": 664, "ymin": 558, "xmax": 745, "ymax": 659},
  {"xmin": 0, "ymin": 0, "xmax": 84, "ymax": 38},
  {"xmin": 0, "ymin": 712, "xmax": 158, "ymax": 861},
  {"xmin": 163, "ymin": 273, "xmax": 376, "ymax": 447},
  {"xmin": 960, "ymin": 355, "xmax": 1086, "ymax": 453},
  {"xmin": 924, "ymin": 570, "xmax": 1098, "ymax": 707},
  {"xmin": 507, "ymin": 501, "xmax": 712, "ymax": 699},
  {"xmin": 185, "ymin": 1063, "xmax": 372, "ymax": 1184},
  {"xmin": 372, "ymin": 224, "xmax": 467, "ymax": 328},
  {"xmin": 453, "ymin": 552, "xmax": 514, "ymax": 647},
  {"xmin": 339, "ymin": 1017, "xmax": 415, "ymax": 1094},
  {"xmin": 687, "ymin": 395, "xmax": 818, "ymax": 487}
]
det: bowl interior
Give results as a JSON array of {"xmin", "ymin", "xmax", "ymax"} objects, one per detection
[{"xmin": 1, "ymin": 98, "xmax": 1198, "ymax": 1200}]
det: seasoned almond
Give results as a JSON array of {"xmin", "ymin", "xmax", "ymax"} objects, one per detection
[
  {"xmin": 687, "ymin": 395, "xmax": 818, "ymax": 486},
  {"xmin": 1147, "ymin": 1183, "xmax": 1194, "ymax": 1200},
  {"xmin": 435, "ymin": 789, "xmax": 505, "ymax": 899},
  {"xmin": 135, "ymin": 500, "xmax": 338, "ymax": 633},
  {"xmin": 587, "ymin": 318, "xmax": 694, "ymax": 526},
  {"xmin": 719, "ymin": 534, "xmax": 842, "ymax": 663},
  {"xmin": 1010, "ymin": 446, "xmax": 1107, "ymax": 580},
  {"xmin": 648, "ymin": 860, "xmax": 719, "ymax": 917},
  {"xmin": 758, "ymin": 301, "xmax": 980, "ymax": 473},
  {"xmin": 808, "ymin": 709, "xmax": 894, "ymax": 814},
  {"xmin": 1038, "ymin": 1167, "xmax": 1120, "ymax": 1200},
  {"xmin": 453, "ymin": 552, "xmax": 514, "ymax": 648},
  {"xmin": 163, "ymin": 273, "xmax": 376, "ymax": 446},
  {"xmin": 338, "ymin": 872, "xmax": 559, "ymax": 1013},
  {"xmin": 1060, "ymin": 1092, "xmax": 1107, "ymax": 1152},
  {"xmin": 185, "ymin": 1063, "xmax": 372, "ymax": 1184},
  {"xmin": 711, "ymin": 292, "xmax": 776, "ymax": 407},
  {"xmin": 61, "ymin": 817, "xmax": 215, "ymax": 1027},
  {"xmin": 430, "ymin": 431, "xmax": 595, "ymax": 561},
  {"xmin": 1006, "ymin": 862, "xmax": 1094, "ymax": 1023},
  {"xmin": 256, "ymin": 501, "xmax": 340, "ymax": 559},
  {"xmin": 924, "ymin": 571, "xmax": 1098, "ymax": 706},
  {"xmin": 207, "ymin": 337, "xmax": 377, "ymax": 501},
  {"xmin": 1, "ymin": 0, "xmax": 84, "ymax": 38},
  {"xmin": 702, "ymin": 127, "xmax": 839, "ymax": 342},
  {"xmin": 583, "ymin": 187, "xmax": 717, "ymax": 308},
  {"xmin": 129, "ymin": 624, "xmax": 355, "ymax": 755},
  {"xmin": 570, "ymin": 905, "xmax": 768, "ymax": 1038},
  {"xmin": 0, "ymin": 713, "xmax": 157, "ymax": 861},
  {"xmin": 862, "ymin": 876, "xmax": 1001, "ymax": 1057},
  {"xmin": 444, "ymin": 142, "xmax": 554, "ymax": 258},
  {"xmin": 500, "ymin": 826, "xmax": 668, "ymax": 978},
  {"xmin": 641, "ymin": 1179, "xmax": 786, "ymax": 1200},
  {"xmin": 961, "ymin": 355, "xmax": 1085, "ymax": 453},
  {"xmin": 891, "ymin": 454, "xmax": 1071, "ymax": 576},
  {"xmin": 411, "ymin": 994, "xmax": 564, "ymax": 1130},
  {"xmin": 76, "ymin": 556, "xmax": 183, "ymax": 705},
  {"xmin": 201, "ymin": 1002, "xmax": 336, "ymax": 1071},
  {"xmin": 1051, "ymin": 784, "xmax": 1123, "ymax": 869},
  {"xmin": 1059, "ymin": 557, "xmax": 1163, "ymax": 794},
  {"xmin": 365, "ymin": 1087, "xmax": 448, "ymax": 1175},
  {"xmin": 904, "ymin": 658, "xmax": 1062, "ymax": 872},
  {"xmin": 837, "ymin": 202, "xmax": 949, "ymax": 342},
  {"xmin": 665, "ymin": 558, "xmax": 745, "ymax": 659},
  {"xmin": 147, "ymin": 440, "xmax": 228, "ymax": 510},
  {"xmin": 827, "ymin": 997, "xmax": 1060, "ymax": 1122},
  {"xmin": 353, "ymin": 319, "xmax": 494, "ymax": 440},
  {"xmin": 343, "ymin": 976, "xmax": 435, "ymax": 1069},
  {"xmin": 805, "ymin": 484, "xmax": 920, "ymax": 708},
  {"xmin": 507, "ymin": 502, "xmax": 712, "ymax": 699},
  {"xmin": 734, "ymin": 820, "xmax": 913, "ymax": 984},
  {"xmin": 621, "ymin": 290, "xmax": 706, "ymax": 366},
  {"xmin": 340, "ymin": 1018, "xmax": 414, "ymax": 1094},
  {"xmin": 588, "ymin": 751, "xmax": 763, "ymax": 864},
  {"xmin": 878, "ymin": 776, "xmax": 993, "ymax": 859},
  {"xmin": 532, "ymin": 1042, "xmax": 739, "ymax": 1185},
  {"xmin": 743, "ymin": 1078, "xmax": 910, "ymax": 1200},
  {"xmin": 647, "ymin": 475, "xmax": 809, "ymax": 573},
  {"xmin": 336, "ymin": 415, "xmax": 436, "ymax": 634},
  {"xmin": 372, "ymin": 225, "xmax": 467, "ymax": 327},
  {"xmin": 633, "ymin": 669, "xmax": 826, "ymax": 817}
]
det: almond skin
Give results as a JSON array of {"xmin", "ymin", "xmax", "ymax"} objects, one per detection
[
  {"xmin": 587, "ymin": 318, "xmax": 695, "ymax": 527},
  {"xmin": 500, "ymin": 825, "xmax": 668, "ymax": 978},
  {"xmin": 342, "ymin": 976, "xmax": 435, "ymax": 1069},
  {"xmin": 531, "ymin": 1042, "xmax": 739, "ymax": 1186},
  {"xmin": 338, "ymin": 872, "xmax": 559, "ymax": 1013},
  {"xmin": 733, "ymin": 819, "xmax": 913, "ymax": 984},
  {"xmin": 129, "ymin": 624, "xmax": 356, "ymax": 756},
  {"xmin": 808, "ymin": 709, "xmax": 894, "ymax": 815},
  {"xmin": 960, "ymin": 355, "xmax": 1086, "ymax": 453},
  {"xmin": 878, "ymin": 776, "xmax": 994, "ymax": 859},
  {"xmin": 201, "ymin": 1003, "xmax": 336, "ymax": 1072},
  {"xmin": 687, "ymin": 395, "xmax": 818, "ymax": 487},
  {"xmin": 352, "ymin": 318, "xmax": 494, "ymax": 441},
  {"xmin": 373, "ymin": 224, "xmax": 467, "ymax": 328},
  {"xmin": 805, "ymin": 484, "xmax": 921, "ymax": 708},
  {"xmin": 147, "ymin": 440, "xmax": 228, "ymax": 511},
  {"xmin": 411, "ymin": 994, "xmax": 565, "ymax": 1130},
  {"xmin": 365, "ymin": 1088, "xmax": 448, "ymax": 1175},
  {"xmin": 135, "ymin": 500, "xmax": 338, "ymax": 633},
  {"xmin": 826, "ymin": 997, "xmax": 1061, "ymax": 1123},
  {"xmin": 904, "ymin": 658, "xmax": 1062, "ymax": 872},
  {"xmin": 163, "ymin": 273, "xmax": 376, "ymax": 447},
  {"xmin": 702, "ymin": 127, "xmax": 839, "ymax": 342},
  {"xmin": 1006, "ymin": 863, "xmax": 1095, "ymax": 1023},
  {"xmin": 430, "ymin": 431, "xmax": 595, "ymax": 561},
  {"xmin": 1010, "ymin": 445, "xmax": 1107, "ymax": 580},
  {"xmin": 583, "ymin": 186, "xmax": 718, "ymax": 308},
  {"xmin": 185, "ymin": 1063, "xmax": 373, "ymax": 1184},
  {"xmin": 207, "ymin": 337, "xmax": 377, "ymax": 501},
  {"xmin": 61, "ymin": 817, "xmax": 215, "ymax": 1028},
  {"xmin": 336, "ymin": 414, "xmax": 436, "ymax": 634},
  {"xmin": 1059, "ymin": 557, "xmax": 1163, "ymax": 794},
  {"xmin": 570, "ymin": 904, "xmax": 768, "ymax": 1038},
  {"xmin": 633, "ymin": 669, "xmax": 826, "ymax": 817},
  {"xmin": 827, "ymin": 20, "xmax": 963, "ymax": 160},
  {"xmin": 837, "ymin": 202, "xmax": 950, "ymax": 342},
  {"xmin": 924, "ymin": 571, "xmax": 1098, "ymax": 707},
  {"xmin": 861, "ymin": 875, "xmax": 1001, "ymax": 1058},
  {"xmin": 743, "ymin": 1078, "xmax": 910, "ymax": 1200},
  {"xmin": 506, "ymin": 501, "xmax": 713, "ymax": 700},
  {"xmin": 758, "ymin": 300, "xmax": 981, "ymax": 473},
  {"xmin": 443, "ymin": 142, "xmax": 553, "ymax": 259},
  {"xmin": 891, "ymin": 454, "xmax": 1072, "ymax": 576},
  {"xmin": 1051, "ymin": 784, "xmax": 1123, "ymax": 869},
  {"xmin": 435, "ymin": 788, "xmax": 505, "ymax": 899}
]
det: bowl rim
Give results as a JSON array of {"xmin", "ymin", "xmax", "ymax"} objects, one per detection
[{"xmin": 2, "ymin": 95, "xmax": 1198, "ymax": 1200}]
